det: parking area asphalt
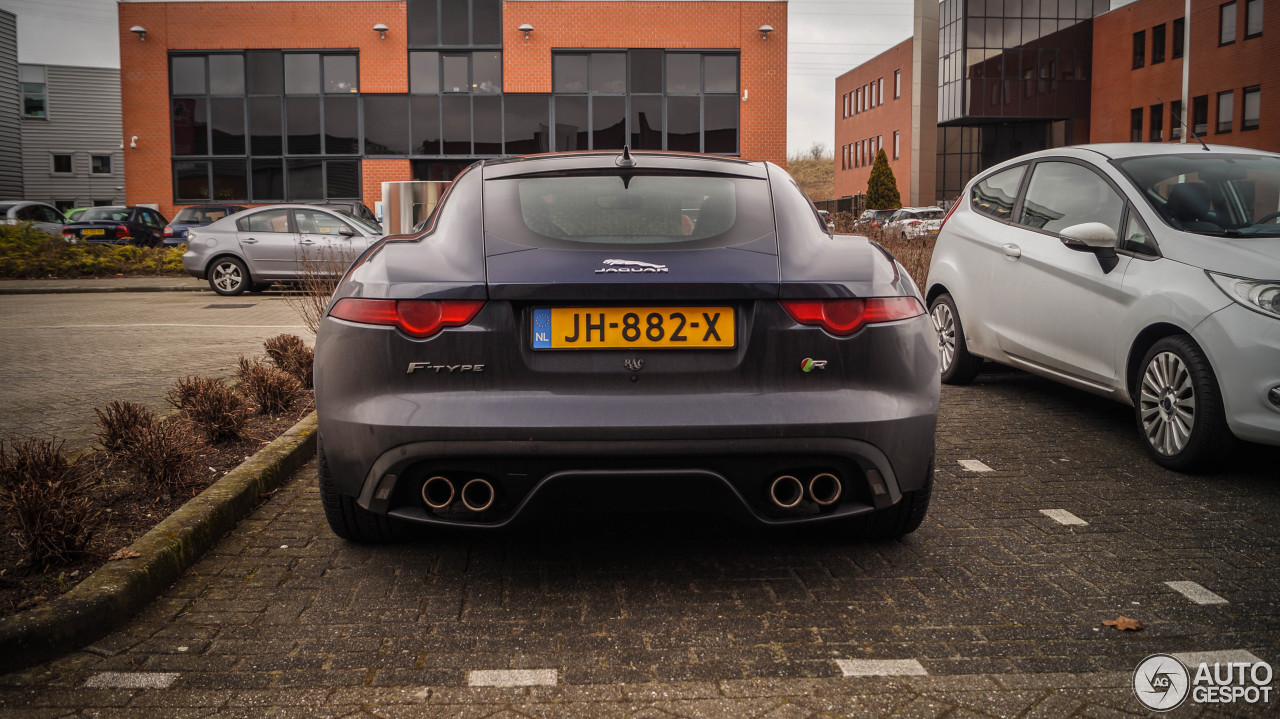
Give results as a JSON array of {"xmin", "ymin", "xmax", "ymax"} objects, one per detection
[
  {"xmin": 1, "ymin": 301, "xmax": 1276, "ymax": 719},
  {"xmin": 0, "ymin": 288, "xmax": 307, "ymax": 450}
]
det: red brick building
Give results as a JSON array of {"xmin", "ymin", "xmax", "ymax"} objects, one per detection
[
  {"xmin": 834, "ymin": 39, "xmax": 913, "ymax": 203},
  {"xmin": 1092, "ymin": 0, "xmax": 1276, "ymax": 151},
  {"xmin": 118, "ymin": 0, "xmax": 787, "ymax": 218}
]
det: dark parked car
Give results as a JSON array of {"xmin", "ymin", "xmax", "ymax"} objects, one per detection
[
  {"xmin": 164, "ymin": 204, "xmax": 247, "ymax": 246},
  {"xmin": 0, "ymin": 201, "xmax": 66, "ymax": 237},
  {"xmin": 62, "ymin": 206, "xmax": 168, "ymax": 247},
  {"xmin": 854, "ymin": 208, "xmax": 897, "ymax": 230},
  {"xmin": 314, "ymin": 151, "xmax": 940, "ymax": 542}
]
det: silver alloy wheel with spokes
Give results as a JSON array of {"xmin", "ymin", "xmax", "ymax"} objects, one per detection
[
  {"xmin": 931, "ymin": 301, "xmax": 956, "ymax": 372},
  {"xmin": 211, "ymin": 260, "xmax": 245, "ymax": 294},
  {"xmin": 1139, "ymin": 350, "xmax": 1197, "ymax": 457}
]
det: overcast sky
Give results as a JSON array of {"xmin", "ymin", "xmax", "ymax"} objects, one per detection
[{"xmin": 786, "ymin": 0, "xmax": 914, "ymax": 158}]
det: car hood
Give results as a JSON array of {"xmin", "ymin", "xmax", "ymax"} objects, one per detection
[{"xmin": 1159, "ymin": 231, "xmax": 1280, "ymax": 279}]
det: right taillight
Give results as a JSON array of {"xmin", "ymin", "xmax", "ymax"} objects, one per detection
[
  {"xmin": 164, "ymin": 225, "xmax": 174, "ymax": 237},
  {"xmin": 780, "ymin": 297, "xmax": 924, "ymax": 336},
  {"xmin": 938, "ymin": 200, "xmax": 960, "ymax": 231},
  {"xmin": 329, "ymin": 298, "xmax": 485, "ymax": 338}
]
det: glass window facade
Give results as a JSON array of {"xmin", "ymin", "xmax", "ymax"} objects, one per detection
[
  {"xmin": 20, "ymin": 65, "xmax": 47, "ymax": 118},
  {"xmin": 934, "ymin": 0, "xmax": 1107, "ymax": 201}
]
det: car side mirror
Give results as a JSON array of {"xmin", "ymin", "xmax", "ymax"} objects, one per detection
[
  {"xmin": 339, "ymin": 226, "xmax": 356, "ymax": 237},
  {"xmin": 1059, "ymin": 222, "xmax": 1120, "ymax": 273}
]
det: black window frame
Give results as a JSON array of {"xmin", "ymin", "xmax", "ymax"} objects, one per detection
[
  {"xmin": 19, "ymin": 65, "xmax": 47, "ymax": 119},
  {"xmin": 1130, "ymin": 107, "xmax": 1143, "ymax": 142},
  {"xmin": 51, "ymin": 153, "xmax": 72, "ymax": 174},
  {"xmin": 1173, "ymin": 17, "xmax": 1186, "ymax": 58},
  {"xmin": 1192, "ymin": 94, "xmax": 1209, "ymax": 136},
  {"xmin": 1242, "ymin": 85, "xmax": 1260, "ymax": 130},
  {"xmin": 1221, "ymin": 1, "xmax": 1238, "ymax": 45},
  {"xmin": 1149, "ymin": 103, "xmax": 1163, "ymax": 142},
  {"xmin": 91, "ymin": 155, "xmax": 112, "ymax": 174},
  {"xmin": 1151, "ymin": 24, "xmax": 1166, "ymax": 64},
  {"xmin": 1133, "ymin": 30, "xmax": 1146, "ymax": 69},
  {"xmin": 1217, "ymin": 90, "xmax": 1234, "ymax": 133},
  {"xmin": 1245, "ymin": 0, "xmax": 1263, "ymax": 38}
]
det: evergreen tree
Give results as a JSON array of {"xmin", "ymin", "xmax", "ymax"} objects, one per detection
[{"xmin": 865, "ymin": 148, "xmax": 902, "ymax": 210}]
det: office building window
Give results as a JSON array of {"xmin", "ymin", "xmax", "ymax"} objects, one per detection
[
  {"xmin": 1133, "ymin": 30, "xmax": 1145, "ymax": 69},
  {"xmin": 894, "ymin": 69, "xmax": 900, "ymax": 98},
  {"xmin": 1149, "ymin": 104, "xmax": 1163, "ymax": 141},
  {"xmin": 893, "ymin": 130, "xmax": 900, "ymax": 160},
  {"xmin": 878, "ymin": 77, "xmax": 884, "ymax": 105},
  {"xmin": 1173, "ymin": 17, "xmax": 1185, "ymax": 58},
  {"xmin": 20, "ymin": 65, "xmax": 46, "ymax": 118},
  {"xmin": 1152, "ymin": 24, "xmax": 1166, "ymax": 63},
  {"xmin": 1192, "ymin": 94, "xmax": 1208, "ymax": 135},
  {"xmin": 1221, "ymin": 2, "xmax": 1237, "ymax": 45},
  {"xmin": 407, "ymin": 0, "xmax": 501, "ymax": 47},
  {"xmin": 1130, "ymin": 107, "xmax": 1143, "ymax": 142},
  {"xmin": 1246, "ymin": 0, "xmax": 1263, "ymax": 37},
  {"xmin": 52, "ymin": 154, "xmax": 72, "ymax": 173},
  {"xmin": 92, "ymin": 155, "xmax": 112, "ymax": 174},
  {"xmin": 1242, "ymin": 86, "xmax": 1260, "ymax": 130},
  {"xmin": 1217, "ymin": 90, "xmax": 1234, "ymax": 133},
  {"xmin": 1170, "ymin": 100, "xmax": 1183, "ymax": 139}
]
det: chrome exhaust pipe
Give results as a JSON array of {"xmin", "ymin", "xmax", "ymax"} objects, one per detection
[
  {"xmin": 460, "ymin": 478, "xmax": 496, "ymax": 512},
  {"xmin": 808, "ymin": 472, "xmax": 842, "ymax": 506},
  {"xmin": 768, "ymin": 475, "xmax": 804, "ymax": 509},
  {"xmin": 421, "ymin": 475, "xmax": 455, "ymax": 509}
]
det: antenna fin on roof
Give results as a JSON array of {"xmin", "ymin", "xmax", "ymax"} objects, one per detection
[{"xmin": 616, "ymin": 145, "xmax": 637, "ymax": 168}]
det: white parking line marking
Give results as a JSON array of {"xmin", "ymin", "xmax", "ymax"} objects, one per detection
[
  {"xmin": 467, "ymin": 669, "xmax": 558, "ymax": 687},
  {"xmin": 1172, "ymin": 649, "xmax": 1262, "ymax": 666},
  {"xmin": 835, "ymin": 659, "xmax": 928, "ymax": 677},
  {"xmin": 1165, "ymin": 581, "xmax": 1229, "ymax": 605},
  {"xmin": 958, "ymin": 459, "xmax": 992, "ymax": 472},
  {"xmin": 1040, "ymin": 509, "xmax": 1088, "ymax": 526},
  {"xmin": 83, "ymin": 672, "xmax": 179, "ymax": 689}
]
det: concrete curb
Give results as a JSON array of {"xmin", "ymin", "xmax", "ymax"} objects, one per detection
[{"xmin": 0, "ymin": 411, "xmax": 318, "ymax": 674}]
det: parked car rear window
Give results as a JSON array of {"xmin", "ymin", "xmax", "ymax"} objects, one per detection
[
  {"xmin": 484, "ymin": 173, "xmax": 773, "ymax": 249},
  {"xmin": 970, "ymin": 165, "xmax": 1025, "ymax": 220},
  {"xmin": 1114, "ymin": 153, "xmax": 1280, "ymax": 237},
  {"xmin": 79, "ymin": 208, "xmax": 131, "ymax": 222}
]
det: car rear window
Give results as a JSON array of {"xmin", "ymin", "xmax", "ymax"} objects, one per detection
[
  {"xmin": 175, "ymin": 207, "xmax": 231, "ymax": 223},
  {"xmin": 484, "ymin": 173, "xmax": 773, "ymax": 249},
  {"xmin": 80, "ymin": 208, "xmax": 131, "ymax": 222}
]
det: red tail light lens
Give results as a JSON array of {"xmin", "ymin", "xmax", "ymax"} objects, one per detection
[
  {"xmin": 115, "ymin": 224, "xmax": 130, "ymax": 237},
  {"xmin": 163, "ymin": 225, "xmax": 174, "ymax": 237},
  {"xmin": 780, "ymin": 297, "xmax": 924, "ymax": 336},
  {"xmin": 329, "ymin": 298, "xmax": 485, "ymax": 338},
  {"xmin": 939, "ymin": 200, "xmax": 960, "ymax": 230}
]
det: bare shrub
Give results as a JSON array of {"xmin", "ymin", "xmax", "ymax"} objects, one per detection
[
  {"xmin": 118, "ymin": 418, "xmax": 198, "ymax": 493},
  {"xmin": 836, "ymin": 222, "xmax": 935, "ymax": 289},
  {"xmin": 281, "ymin": 246, "xmax": 348, "ymax": 337},
  {"xmin": 263, "ymin": 334, "xmax": 314, "ymax": 389},
  {"xmin": 166, "ymin": 376, "xmax": 249, "ymax": 443},
  {"xmin": 93, "ymin": 400, "xmax": 156, "ymax": 455},
  {"xmin": 236, "ymin": 356, "xmax": 304, "ymax": 415},
  {"xmin": 0, "ymin": 437, "xmax": 99, "ymax": 569}
]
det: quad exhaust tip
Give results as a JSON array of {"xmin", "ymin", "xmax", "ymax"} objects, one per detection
[
  {"xmin": 768, "ymin": 475, "xmax": 805, "ymax": 509},
  {"xmin": 421, "ymin": 475, "xmax": 455, "ymax": 509},
  {"xmin": 808, "ymin": 473, "xmax": 842, "ymax": 506},
  {"xmin": 461, "ymin": 478, "xmax": 496, "ymax": 512}
]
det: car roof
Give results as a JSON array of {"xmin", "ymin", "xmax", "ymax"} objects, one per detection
[{"xmin": 481, "ymin": 151, "xmax": 768, "ymax": 180}]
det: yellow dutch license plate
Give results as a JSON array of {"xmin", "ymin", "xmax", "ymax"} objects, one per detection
[
  {"xmin": 82, "ymin": 229, "xmax": 104, "ymax": 236},
  {"xmin": 532, "ymin": 307, "xmax": 735, "ymax": 349}
]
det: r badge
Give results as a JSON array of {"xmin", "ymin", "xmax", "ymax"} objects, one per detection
[{"xmin": 801, "ymin": 358, "xmax": 827, "ymax": 372}]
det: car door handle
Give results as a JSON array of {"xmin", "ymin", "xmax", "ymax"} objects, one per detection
[
  {"xmin": 300, "ymin": 239, "xmax": 316, "ymax": 245},
  {"xmin": 1002, "ymin": 243, "xmax": 1021, "ymax": 258},
  {"xmin": 242, "ymin": 237, "xmax": 258, "ymax": 244}
]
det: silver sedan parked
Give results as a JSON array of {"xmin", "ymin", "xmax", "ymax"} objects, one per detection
[
  {"xmin": 182, "ymin": 205, "xmax": 385, "ymax": 295},
  {"xmin": 925, "ymin": 143, "xmax": 1280, "ymax": 471}
]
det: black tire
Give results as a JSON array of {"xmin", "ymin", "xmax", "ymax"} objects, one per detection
[
  {"xmin": 1134, "ymin": 336, "xmax": 1235, "ymax": 471},
  {"xmin": 830, "ymin": 459, "xmax": 933, "ymax": 541},
  {"xmin": 318, "ymin": 437, "xmax": 416, "ymax": 542},
  {"xmin": 929, "ymin": 293, "xmax": 983, "ymax": 385},
  {"xmin": 207, "ymin": 256, "xmax": 251, "ymax": 296}
]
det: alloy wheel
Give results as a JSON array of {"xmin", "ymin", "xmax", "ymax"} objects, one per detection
[
  {"xmin": 1139, "ymin": 351, "xmax": 1196, "ymax": 457},
  {"xmin": 930, "ymin": 302, "xmax": 956, "ymax": 372},
  {"xmin": 212, "ymin": 262, "xmax": 243, "ymax": 293}
]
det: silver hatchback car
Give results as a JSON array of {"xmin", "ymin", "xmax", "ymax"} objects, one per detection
[
  {"xmin": 925, "ymin": 143, "xmax": 1280, "ymax": 470},
  {"xmin": 182, "ymin": 204, "xmax": 385, "ymax": 295}
]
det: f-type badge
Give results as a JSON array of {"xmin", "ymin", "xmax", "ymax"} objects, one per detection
[
  {"xmin": 596, "ymin": 259, "xmax": 669, "ymax": 274},
  {"xmin": 407, "ymin": 362, "xmax": 485, "ymax": 374}
]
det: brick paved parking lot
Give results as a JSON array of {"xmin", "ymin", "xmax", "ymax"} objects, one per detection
[{"xmin": 1, "ymin": 293, "xmax": 1277, "ymax": 717}]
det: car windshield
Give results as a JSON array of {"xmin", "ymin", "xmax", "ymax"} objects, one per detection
[
  {"xmin": 336, "ymin": 210, "xmax": 383, "ymax": 235},
  {"xmin": 80, "ymin": 208, "xmax": 131, "ymax": 222},
  {"xmin": 485, "ymin": 173, "xmax": 773, "ymax": 249},
  {"xmin": 1114, "ymin": 153, "xmax": 1280, "ymax": 237},
  {"xmin": 175, "ymin": 207, "xmax": 232, "ymax": 223}
]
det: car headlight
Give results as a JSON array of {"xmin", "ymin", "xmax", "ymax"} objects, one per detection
[{"xmin": 1209, "ymin": 272, "xmax": 1280, "ymax": 320}]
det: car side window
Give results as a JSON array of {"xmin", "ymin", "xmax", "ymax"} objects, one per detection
[
  {"xmin": 1123, "ymin": 210, "xmax": 1158, "ymax": 257},
  {"xmin": 1018, "ymin": 161, "xmax": 1124, "ymax": 237},
  {"xmin": 237, "ymin": 209, "xmax": 293, "ymax": 233},
  {"xmin": 142, "ymin": 211, "xmax": 161, "ymax": 228},
  {"xmin": 16, "ymin": 206, "xmax": 38, "ymax": 221},
  {"xmin": 970, "ymin": 165, "xmax": 1025, "ymax": 220},
  {"xmin": 294, "ymin": 209, "xmax": 353, "ymax": 235}
]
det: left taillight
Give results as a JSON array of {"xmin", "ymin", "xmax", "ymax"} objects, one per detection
[
  {"xmin": 115, "ymin": 224, "xmax": 130, "ymax": 237},
  {"xmin": 780, "ymin": 297, "xmax": 924, "ymax": 336},
  {"xmin": 163, "ymin": 225, "xmax": 174, "ymax": 237},
  {"xmin": 328, "ymin": 298, "xmax": 485, "ymax": 339}
]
